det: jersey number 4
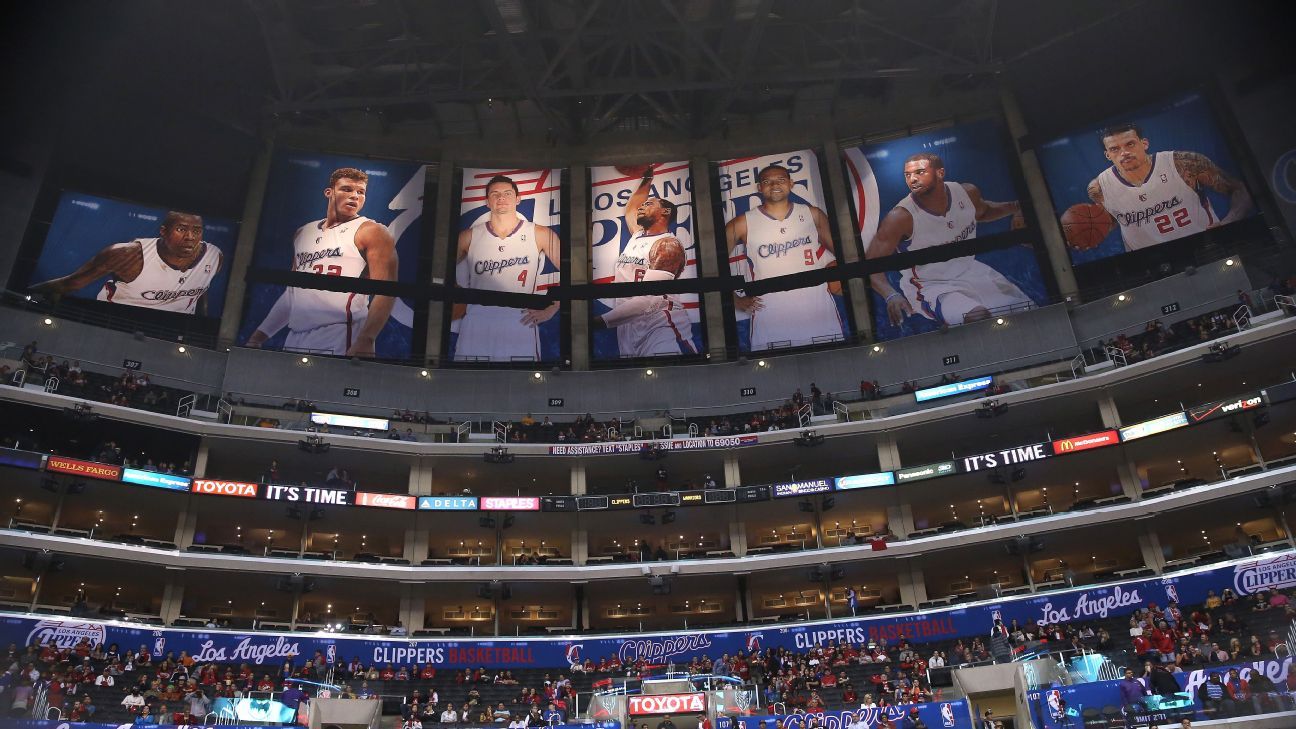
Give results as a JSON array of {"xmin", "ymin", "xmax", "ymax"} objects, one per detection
[
  {"xmin": 1154, "ymin": 208, "xmax": 1191, "ymax": 235},
  {"xmin": 312, "ymin": 264, "xmax": 343, "ymax": 276}
]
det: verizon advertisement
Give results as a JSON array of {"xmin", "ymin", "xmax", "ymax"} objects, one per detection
[
  {"xmin": 1187, "ymin": 394, "xmax": 1263, "ymax": 424},
  {"xmin": 356, "ymin": 492, "xmax": 416, "ymax": 510},
  {"xmin": 45, "ymin": 457, "xmax": 122, "ymax": 481},
  {"xmin": 479, "ymin": 496, "xmax": 540, "ymax": 511},
  {"xmin": 263, "ymin": 484, "xmax": 352, "ymax": 505},
  {"xmin": 627, "ymin": 694, "xmax": 706, "ymax": 715},
  {"xmin": 192, "ymin": 480, "xmax": 259, "ymax": 498},
  {"xmin": 1051, "ymin": 430, "xmax": 1119, "ymax": 455}
]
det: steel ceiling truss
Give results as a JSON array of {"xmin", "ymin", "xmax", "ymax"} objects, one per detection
[{"xmin": 250, "ymin": 0, "xmax": 1009, "ymax": 139}]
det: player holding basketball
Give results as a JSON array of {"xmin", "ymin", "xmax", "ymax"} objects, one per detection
[
  {"xmin": 32, "ymin": 211, "xmax": 224, "ymax": 316},
  {"xmin": 724, "ymin": 164, "xmax": 844, "ymax": 350},
  {"xmin": 245, "ymin": 168, "xmax": 398, "ymax": 358},
  {"xmin": 866, "ymin": 153, "xmax": 1032, "ymax": 327},
  {"xmin": 452, "ymin": 175, "xmax": 561, "ymax": 362},
  {"xmin": 1076, "ymin": 123, "xmax": 1251, "ymax": 251},
  {"xmin": 592, "ymin": 167, "xmax": 696, "ymax": 356}
]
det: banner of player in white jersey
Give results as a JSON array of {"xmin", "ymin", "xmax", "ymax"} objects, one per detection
[
  {"xmin": 715, "ymin": 150, "xmax": 851, "ymax": 353},
  {"xmin": 238, "ymin": 150, "xmax": 427, "ymax": 359},
  {"xmin": 1036, "ymin": 93, "xmax": 1254, "ymax": 266},
  {"xmin": 589, "ymin": 163, "xmax": 704, "ymax": 360},
  {"xmin": 28, "ymin": 191, "xmax": 237, "ymax": 318},
  {"xmin": 843, "ymin": 119, "xmax": 1050, "ymax": 341},
  {"xmin": 448, "ymin": 167, "xmax": 563, "ymax": 364}
]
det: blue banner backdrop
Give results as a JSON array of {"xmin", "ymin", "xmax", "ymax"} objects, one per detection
[
  {"xmin": 5, "ymin": 553, "xmax": 1293, "ymax": 670},
  {"xmin": 725, "ymin": 702, "xmax": 972, "ymax": 729}
]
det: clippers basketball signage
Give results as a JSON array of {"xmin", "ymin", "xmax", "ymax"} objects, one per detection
[
  {"xmin": 1051, "ymin": 430, "xmax": 1119, "ymax": 454},
  {"xmin": 192, "ymin": 480, "xmax": 259, "ymax": 498},
  {"xmin": 45, "ymin": 456, "xmax": 121, "ymax": 481},
  {"xmin": 843, "ymin": 118, "xmax": 1048, "ymax": 343},
  {"xmin": 263, "ymin": 484, "xmax": 352, "ymax": 505},
  {"xmin": 590, "ymin": 161, "xmax": 704, "ymax": 361},
  {"xmin": 627, "ymin": 694, "xmax": 706, "ymax": 715},
  {"xmin": 237, "ymin": 150, "xmax": 428, "ymax": 360},
  {"xmin": 1036, "ymin": 93, "xmax": 1255, "ymax": 266},
  {"xmin": 449, "ymin": 166, "xmax": 565, "ymax": 365}
]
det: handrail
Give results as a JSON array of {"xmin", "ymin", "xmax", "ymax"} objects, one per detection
[
  {"xmin": 1235, "ymin": 304, "xmax": 1253, "ymax": 331},
  {"xmin": 217, "ymin": 398, "xmax": 234, "ymax": 423},
  {"xmin": 177, "ymin": 393, "xmax": 196, "ymax": 418},
  {"xmin": 832, "ymin": 400, "xmax": 849, "ymax": 422},
  {"xmin": 42, "ymin": 375, "xmax": 58, "ymax": 393},
  {"xmin": 493, "ymin": 420, "xmax": 510, "ymax": 443},
  {"xmin": 1104, "ymin": 345, "xmax": 1127, "ymax": 368},
  {"xmin": 455, "ymin": 421, "xmax": 472, "ymax": 442}
]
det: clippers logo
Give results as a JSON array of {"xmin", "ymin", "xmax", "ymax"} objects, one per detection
[
  {"xmin": 627, "ymin": 694, "xmax": 706, "ymax": 715},
  {"xmin": 940, "ymin": 703, "xmax": 955, "ymax": 727},
  {"xmin": 565, "ymin": 644, "xmax": 583, "ymax": 664},
  {"xmin": 1234, "ymin": 553, "xmax": 1296, "ymax": 595},
  {"xmin": 618, "ymin": 634, "xmax": 713, "ymax": 663},
  {"xmin": 297, "ymin": 246, "xmax": 343, "ymax": 269},
  {"xmin": 26, "ymin": 620, "xmax": 105, "ymax": 650},
  {"xmin": 192, "ymin": 480, "xmax": 258, "ymax": 498},
  {"xmin": 745, "ymin": 634, "xmax": 763, "ymax": 652}
]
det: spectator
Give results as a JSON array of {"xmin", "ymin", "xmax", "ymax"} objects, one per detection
[
  {"xmin": 1117, "ymin": 667, "xmax": 1148, "ymax": 724},
  {"xmin": 134, "ymin": 705, "xmax": 158, "ymax": 725},
  {"xmin": 121, "ymin": 688, "xmax": 146, "ymax": 713}
]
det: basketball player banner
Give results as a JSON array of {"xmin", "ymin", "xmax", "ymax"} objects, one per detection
[
  {"xmin": 449, "ymin": 166, "xmax": 564, "ymax": 364},
  {"xmin": 238, "ymin": 149, "xmax": 428, "ymax": 360},
  {"xmin": 843, "ymin": 118, "xmax": 1049, "ymax": 342},
  {"xmin": 27, "ymin": 191, "xmax": 237, "ymax": 318},
  {"xmin": 2, "ymin": 550, "xmax": 1288, "ymax": 670},
  {"xmin": 1036, "ymin": 92, "xmax": 1254, "ymax": 266},
  {"xmin": 731, "ymin": 703, "xmax": 970, "ymax": 729},
  {"xmin": 589, "ymin": 162, "xmax": 705, "ymax": 360},
  {"xmin": 714, "ymin": 149, "xmax": 852, "ymax": 353}
]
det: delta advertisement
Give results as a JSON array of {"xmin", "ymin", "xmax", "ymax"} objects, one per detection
[{"xmin": 4, "ymin": 552, "xmax": 1289, "ymax": 670}]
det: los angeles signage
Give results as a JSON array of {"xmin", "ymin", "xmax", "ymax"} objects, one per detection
[{"xmin": 627, "ymin": 694, "xmax": 707, "ymax": 715}]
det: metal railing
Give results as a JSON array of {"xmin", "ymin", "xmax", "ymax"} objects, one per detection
[
  {"xmin": 455, "ymin": 421, "xmax": 472, "ymax": 442},
  {"xmin": 43, "ymin": 375, "xmax": 58, "ymax": 392},
  {"xmin": 493, "ymin": 421, "xmax": 510, "ymax": 443},
  {"xmin": 796, "ymin": 403, "xmax": 812, "ymax": 427},
  {"xmin": 1235, "ymin": 304, "xmax": 1253, "ymax": 330},
  {"xmin": 832, "ymin": 400, "xmax": 849, "ymax": 422},
  {"xmin": 177, "ymin": 393, "xmax": 196, "ymax": 417}
]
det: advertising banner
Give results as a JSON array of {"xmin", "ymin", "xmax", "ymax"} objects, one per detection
[
  {"xmin": 192, "ymin": 480, "xmax": 259, "ymax": 498},
  {"xmin": 45, "ymin": 457, "xmax": 121, "ymax": 481},
  {"xmin": 549, "ymin": 435, "xmax": 758, "ymax": 455},
  {"xmin": 913, "ymin": 376, "xmax": 993, "ymax": 403},
  {"xmin": 771, "ymin": 479, "xmax": 834, "ymax": 498},
  {"xmin": 1051, "ymin": 430, "xmax": 1119, "ymax": 455},
  {"xmin": 0, "ymin": 552, "xmax": 1287, "ymax": 669},
  {"xmin": 262, "ymin": 484, "xmax": 352, "ymax": 506},
  {"xmin": 418, "ymin": 496, "xmax": 479, "ymax": 511},
  {"xmin": 121, "ymin": 468, "xmax": 190, "ymax": 491},
  {"xmin": 355, "ymin": 492, "xmax": 416, "ymax": 510},
  {"xmin": 480, "ymin": 496, "xmax": 541, "ymax": 511}
]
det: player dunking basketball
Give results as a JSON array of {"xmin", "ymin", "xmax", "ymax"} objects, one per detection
[
  {"xmin": 1082, "ymin": 123, "xmax": 1251, "ymax": 251},
  {"xmin": 866, "ymin": 153, "xmax": 1032, "ymax": 327},
  {"xmin": 453, "ymin": 175, "xmax": 561, "ymax": 362},
  {"xmin": 32, "ymin": 211, "xmax": 224, "ymax": 315},
  {"xmin": 593, "ymin": 167, "xmax": 695, "ymax": 356},
  {"xmin": 245, "ymin": 167, "xmax": 398, "ymax": 358},
  {"xmin": 725, "ymin": 164, "xmax": 844, "ymax": 350}
]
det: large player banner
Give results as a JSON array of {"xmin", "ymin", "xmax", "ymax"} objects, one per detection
[
  {"xmin": 448, "ymin": 167, "xmax": 563, "ymax": 364},
  {"xmin": 1036, "ymin": 93, "xmax": 1254, "ymax": 266},
  {"xmin": 843, "ymin": 119, "xmax": 1048, "ymax": 341},
  {"xmin": 589, "ymin": 162, "xmax": 704, "ymax": 361},
  {"xmin": 27, "ymin": 192, "xmax": 237, "ymax": 318},
  {"xmin": 237, "ymin": 150, "xmax": 427, "ymax": 359},
  {"xmin": 715, "ymin": 150, "xmax": 851, "ymax": 353},
  {"xmin": 5, "ymin": 551, "xmax": 1286, "ymax": 670}
]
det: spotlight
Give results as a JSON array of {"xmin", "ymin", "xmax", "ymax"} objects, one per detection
[
  {"xmin": 300, "ymin": 357, "xmax": 309, "ymax": 364},
  {"xmin": 1117, "ymin": 294, "xmax": 1127, "ymax": 302},
  {"xmin": 484, "ymin": 446, "xmax": 514, "ymax": 464},
  {"xmin": 1225, "ymin": 259, "xmax": 1235, "ymax": 266},
  {"xmin": 42, "ymin": 318, "xmax": 53, "ymax": 326},
  {"xmin": 872, "ymin": 345, "xmax": 881, "ymax": 353},
  {"xmin": 795, "ymin": 430, "xmax": 825, "ymax": 447},
  {"xmin": 420, "ymin": 370, "xmax": 429, "ymax": 377},
  {"xmin": 757, "ymin": 360, "xmax": 767, "ymax": 368},
  {"xmin": 24, "ymin": 295, "xmax": 31, "ymax": 302},
  {"xmin": 994, "ymin": 317, "xmax": 1005, "ymax": 326},
  {"xmin": 177, "ymin": 346, "xmax": 187, "ymax": 353},
  {"xmin": 533, "ymin": 372, "xmax": 542, "ymax": 380},
  {"xmin": 645, "ymin": 369, "xmax": 654, "ymax": 376}
]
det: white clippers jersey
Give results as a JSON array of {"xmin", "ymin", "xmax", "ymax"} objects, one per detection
[
  {"xmin": 288, "ymin": 216, "xmax": 375, "ymax": 332},
  {"xmin": 613, "ymin": 230, "xmax": 693, "ymax": 356},
  {"xmin": 742, "ymin": 203, "xmax": 834, "ymax": 280},
  {"xmin": 895, "ymin": 182, "xmax": 979, "ymax": 282},
  {"xmin": 741, "ymin": 203, "xmax": 842, "ymax": 350},
  {"xmin": 454, "ymin": 219, "xmax": 544, "ymax": 361},
  {"xmin": 1098, "ymin": 150, "xmax": 1215, "ymax": 251},
  {"xmin": 97, "ymin": 238, "xmax": 223, "ymax": 314}
]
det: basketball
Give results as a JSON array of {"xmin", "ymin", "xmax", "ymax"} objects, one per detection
[
  {"xmin": 648, "ymin": 236, "xmax": 686, "ymax": 278},
  {"xmin": 614, "ymin": 164, "xmax": 654, "ymax": 179},
  {"xmin": 1061, "ymin": 203, "xmax": 1114, "ymax": 251}
]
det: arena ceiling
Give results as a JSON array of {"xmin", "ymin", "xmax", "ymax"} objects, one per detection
[{"xmin": 246, "ymin": 0, "xmax": 1144, "ymax": 141}]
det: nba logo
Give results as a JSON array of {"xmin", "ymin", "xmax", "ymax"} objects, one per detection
[
  {"xmin": 991, "ymin": 609, "xmax": 1003, "ymax": 624},
  {"xmin": 1165, "ymin": 584, "xmax": 1180, "ymax": 604},
  {"xmin": 325, "ymin": 644, "xmax": 337, "ymax": 664},
  {"xmin": 1047, "ymin": 690, "xmax": 1064, "ymax": 720},
  {"xmin": 152, "ymin": 632, "xmax": 165, "ymax": 657},
  {"xmin": 940, "ymin": 703, "xmax": 955, "ymax": 727}
]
